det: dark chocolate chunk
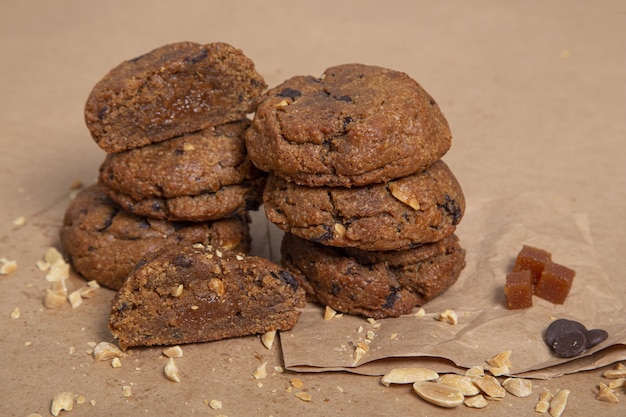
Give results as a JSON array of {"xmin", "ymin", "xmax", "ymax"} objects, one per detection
[
  {"xmin": 277, "ymin": 88, "xmax": 302, "ymax": 99},
  {"xmin": 552, "ymin": 330, "xmax": 586, "ymax": 358},
  {"xmin": 585, "ymin": 329, "xmax": 609, "ymax": 349},
  {"xmin": 545, "ymin": 318, "xmax": 587, "ymax": 347}
]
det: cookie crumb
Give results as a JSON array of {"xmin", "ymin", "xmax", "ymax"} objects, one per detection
[{"xmin": 10, "ymin": 307, "xmax": 20, "ymax": 319}]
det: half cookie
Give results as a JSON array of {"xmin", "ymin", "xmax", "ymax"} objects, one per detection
[
  {"xmin": 85, "ymin": 41, "xmax": 266, "ymax": 153},
  {"xmin": 109, "ymin": 243, "xmax": 306, "ymax": 349},
  {"xmin": 281, "ymin": 233, "xmax": 465, "ymax": 319}
]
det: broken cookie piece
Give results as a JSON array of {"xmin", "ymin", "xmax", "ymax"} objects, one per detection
[{"xmin": 109, "ymin": 244, "xmax": 306, "ymax": 349}]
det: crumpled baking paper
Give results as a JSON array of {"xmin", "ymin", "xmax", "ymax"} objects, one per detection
[{"xmin": 277, "ymin": 193, "xmax": 626, "ymax": 379}]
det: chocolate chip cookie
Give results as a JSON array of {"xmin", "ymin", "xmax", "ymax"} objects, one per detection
[
  {"xmin": 109, "ymin": 243, "xmax": 306, "ymax": 349},
  {"xmin": 263, "ymin": 160, "xmax": 464, "ymax": 251},
  {"xmin": 60, "ymin": 184, "xmax": 251, "ymax": 290},
  {"xmin": 98, "ymin": 120, "xmax": 267, "ymax": 221},
  {"xmin": 245, "ymin": 63, "xmax": 452, "ymax": 187},
  {"xmin": 85, "ymin": 41, "xmax": 267, "ymax": 153},
  {"xmin": 281, "ymin": 233, "xmax": 465, "ymax": 319}
]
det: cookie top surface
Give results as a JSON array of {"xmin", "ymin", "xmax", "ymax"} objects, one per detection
[
  {"xmin": 245, "ymin": 63, "xmax": 452, "ymax": 186},
  {"xmin": 263, "ymin": 160, "xmax": 465, "ymax": 250},
  {"xmin": 99, "ymin": 120, "xmax": 265, "ymax": 200},
  {"xmin": 281, "ymin": 233, "xmax": 465, "ymax": 319},
  {"xmin": 109, "ymin": 243, "xmax": 306, "ymax": 349},
  {"xmin": 85, "ymin": 41, "xmax": 267, "ymax": 153},
  {"xmin": 60, "ymin": 184, "xmax": 250, "ymax": 290}
]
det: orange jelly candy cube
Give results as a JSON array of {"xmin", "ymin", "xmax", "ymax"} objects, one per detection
[
  {"xmin": 513, "ymin": 245, "xmax": 552, "ymax": 285},
  {"xmin": 534, "ymin": 261, "xmax": 575, "ymax": 304},
  {"xmin": 504, "ymin": 269, "xmax": 533, "ymax": 309}
]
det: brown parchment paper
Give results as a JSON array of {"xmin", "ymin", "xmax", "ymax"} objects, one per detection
[{"xmin": 279, "ymin": 192, "xmax": 626, "ymax": 379}]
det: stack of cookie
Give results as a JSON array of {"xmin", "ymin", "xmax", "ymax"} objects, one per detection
[
  {"xmin": 61, "ymin": 42, "xmax": 268, "ymax": 290},
  {"xmin": 245, "ymin": 64, "xmax": 467, "ymax": 319}
]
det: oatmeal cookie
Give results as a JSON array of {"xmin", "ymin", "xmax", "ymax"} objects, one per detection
[
  {"xmin": 60, "ymin": 184, "xmax": 250, "ymax": 290},
  {"xmin": 281, "ymin": 233, "xmax": 465, "ymax": 319},
  {"xmin": 263, "ymin": 160, "xmax": 464, "ymax": 251},
  {"xmin": 245, "ymin": 63, "xmax": 451, "ymax": 186},
  {"xmin": 109, "ymin": 243, "xmax": 306, "ymax": 349},
  {"xmin": 85, "ymin": 41, "xmax": 266, "ymax": 153}
]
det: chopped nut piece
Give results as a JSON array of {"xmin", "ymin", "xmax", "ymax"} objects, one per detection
[
  {"xmin": 294, "ymin": 391, "xmax": 312, "ymax": 402},
  {"xmin": 36, "ymin": 260, "xmax": 49, "ymax": 271},
  {"xmin": 535, "ymin": 390, "xmax": 553, "ymax": 413},
  {"xmin": 78, "ymin": 286, "xmax": 97, "ymax": 299},
  {"xmin": 549, "ymin": 389, "xmax": 570, "ymax": 417},
  {"xmin": 68, "ymin": 290, "xmax": 83, "ymax": 308},
  {"xmin": 274, "ymin": 365, "xmax": 284, "ymax": 373},
  {"xmin": 465, "ymin": 366, "xmax": 484, "ymax": 378},
  {"xmin": 253, "ymin": 361, "xmax": 268, "ymax": 379},
  {"xmin": 352, "ymin": 345, "xmax": 367, "ymax": 365},
  {"xmin": 290, "ymin": 377, "xmax": 304, "ymax": 389},
  {"xmin": 111, "ymin": 357, "xmax": 122, "ymax": 368},
  {"xmin": 414, "ymin": 308, "xmax": 426, "ymax": 317},
  {"xmin": 472, "ymin": 375, "xmax": 506, "ymax": 399},
  {"xmin": 435, "ymin": 309, "xmax": 458, "ymax": 325},
  {"xmin": 0, "ymin": 258, "xmax": 17, "ymax": 275},
  {"xmin": 323, "ymin": 305, "xmax": 337, "ymax": 321},
  {"xmin": 12, "ymin": 216, "xmax": 26, "ymax": 227},
  {"xmin": 437, "ymin": 374, "xmax": 480, "ymax": 396},
  {"xmin": 86, "ymin": 280, "xmax": 100, "ymax": 288},
  {"xmin": 75, "ymin": 395, "xmax": 86, "ymax": 405},
  {"xmin": 50, "ymin": 392, "xmax": 74, "ymax": 416},
  {"xmin": 381, "ymin": 368, "xmax": 439, "ymax": 387},
  {"xmin": 44, "ymin": 247, "xmax": 64, "ymax": 267},
  {"xmin": 413, "ymin": 381, "xmax": 464, "ymax": 408},
  {"xmin": 261, "ymin": 330, "xmax": 276, "ymax": 350},
  {"xmin": 171, "ymin": 284, "xmax": 183, "ymax": 297},
  {"xmin": 10, "ymin": 307, "xmax": 20, "ymax": 319},
  {"xmin": 43, "ymin": 288, "xmax": 66, "ymax": 309},
  {"xmin": 45, "ymin": 263, "xmax": 70, "ymax": 282},
  {"xmin": 276, "ymin": 99, "xmax": 289, "ymax": 107},
  {"xmin": 367, "ymin": 317, "xmax": 381, "ymax": 329},
  {"xmin": 209, "ymin": 278, "xmax": 225, "ymax": 296},
  {"xmin": 52, "ymin": 279, "xmax": 68, "ymax": 297},
  {"xmin": 334, "ymin": 223, "xmax": 346, "ymax": 237},
  {"xmin": 596, "ymin": 383, "xmax": 619, "ymax": 403},
  {"xmin": 488, "ymin": 365, "xmax": 510, "ymax": 377},
  {"xmin": 209, "ymin": 399, "xmax": 223, "ymax": 410},
  {"xmin": 464, "ymin": 394, "xmax": 489, "ymax": 409},
  {"xmin": 93, "ymin": 342, "xmax": 124, "ymax": 361},
  {"xmin": 164, "ymin": 357, "xmax": 181, "ymax": 382},
  {"xmin": 389, "ymin": 181, "xmax": 421, "ymax": 210},
  {"xmin": 486, "ymin": 350, "xmax": 512, "ymax": 368},
  {"xmin": 608, "ymin": 378, "xmax": 625, "ymax": 389},
  {"xmin": 603, "ymin": 362, "xmax": 626, "ymax": 378},
  {"xmin": 122, "ymin": 385, "xmax": 132, "ymax": 397},
  {"xmin": 502, "ymin": 377, "xmax": 533, "ymax": 397},
  {"xmin": 163, "ymin": 346, "xmax": 183, "ymax": 358}
]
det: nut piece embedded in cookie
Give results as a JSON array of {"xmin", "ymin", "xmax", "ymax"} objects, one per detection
[{"xmin": 109, "ymin": 244, "xmax": 306, "ymax": 349}]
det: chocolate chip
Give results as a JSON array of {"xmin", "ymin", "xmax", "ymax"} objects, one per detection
[
  {"xmin": 277, "ymin": 270, "xmax": 299, "ymax": 291},
  {"xmin": 277, "ymin": 88, "xmax": 302, "ymax": 100},
  {"xmin": 552, "ymin": 330, "xmax": 586, "ymax": 358},
  {"xmin": 382, "ymin": 287, "xmax": 400, "ymax": 309},
  {"xmin": 183, "ymin": 47, "xmax": 208, "ymax": 65},
  {"xmin": 545, "ymin": 318, "xmax": 587, "ymax": 347},
  {"xmin": 585, "ymin": 328, "xmax": 609, "ymax": 349},
  {"xmin": 335, "ymin": 95, "xmax": 353, "ymax": 102},
  {"xmin": 439, "ymin": 195, "xmax": 463, "ymax": 224}
]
